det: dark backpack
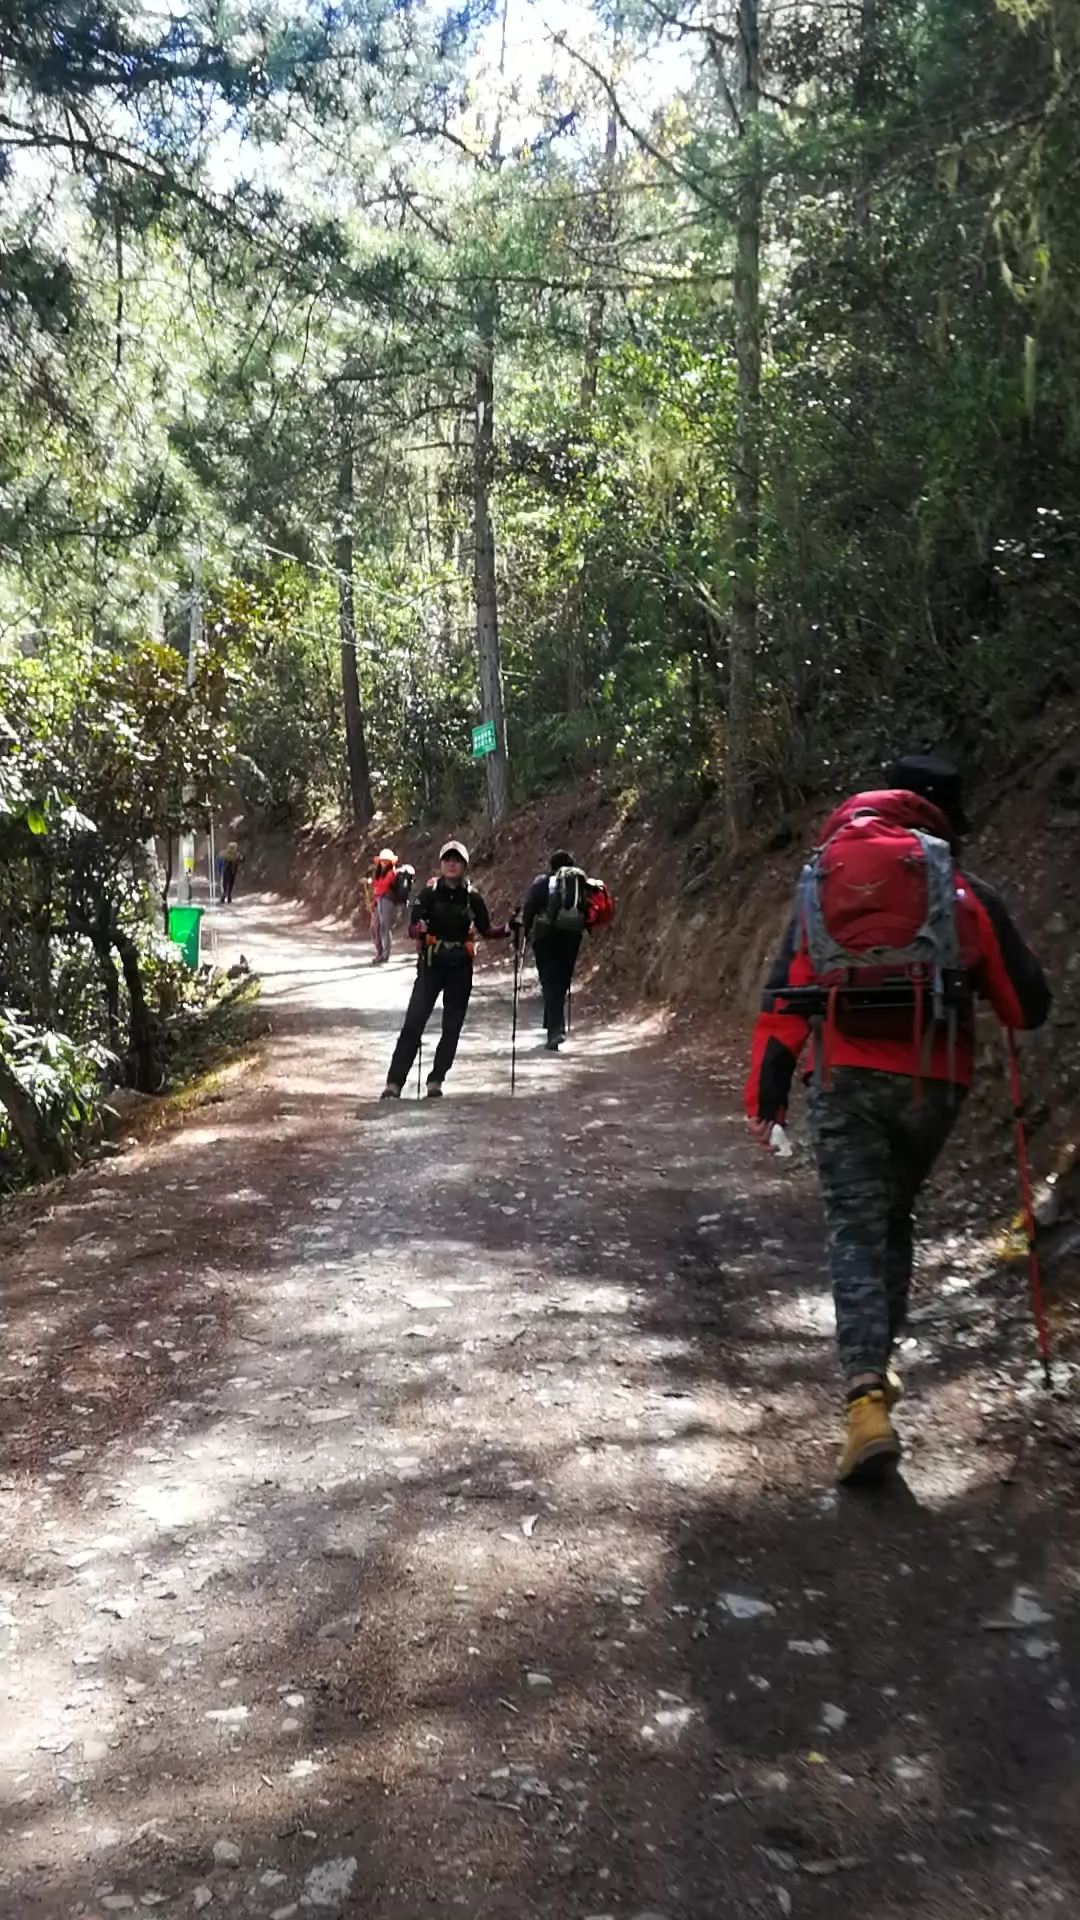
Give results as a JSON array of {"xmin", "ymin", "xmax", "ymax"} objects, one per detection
[
  {"xmin": 537, "ymin": 866, "xmax": 589, "ymax": 936},
  {"xmin": 391, "ymin": 865, "xmax": 414, "ymax": 907}
]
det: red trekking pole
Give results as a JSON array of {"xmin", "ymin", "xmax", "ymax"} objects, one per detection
[{"xmin": 1007, "ymin": 1031, "xmax": 1052, "ymax": 1389}]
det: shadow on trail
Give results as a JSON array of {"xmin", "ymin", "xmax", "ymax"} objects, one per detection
[
  {"xmin": 3, "ymin": 907, "xmax": 1078, "ymax": 1917},
  {"xmin": 8, "ymin": 1421, "xmax": 1077, "ymax": 1917}
]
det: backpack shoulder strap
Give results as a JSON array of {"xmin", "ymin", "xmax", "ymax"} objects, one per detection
[{"xmin": 911, "ymin": 831, "xmax": 961, "ymax": 970}]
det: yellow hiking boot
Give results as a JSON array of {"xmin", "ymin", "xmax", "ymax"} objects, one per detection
[{"xmin": 836, "ymin": 1390, "xmax": 901, "ymax": 1485}]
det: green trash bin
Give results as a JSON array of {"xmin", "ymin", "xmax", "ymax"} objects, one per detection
[{"xmin": 167, "ymin": 904, "xmax": 204, "ymax": 970}]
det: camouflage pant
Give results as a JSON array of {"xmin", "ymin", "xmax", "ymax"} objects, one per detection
[{"xmin": 807, "ymin": 1068, "xmax": 965, "ymax": 1382}]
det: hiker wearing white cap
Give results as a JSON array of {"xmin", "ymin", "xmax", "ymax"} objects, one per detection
[
  {"xmin": 381, "ymin": 840, "xmax": 511, "ymax": 1099},
  {"xmin": 370, "ymin": 848, "xmax": 401, "ymax": 964}
]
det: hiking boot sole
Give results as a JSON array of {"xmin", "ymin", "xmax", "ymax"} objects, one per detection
[{"xmin": 837, "ymin": 1434, "xmax": 902, "ymax": 1486}]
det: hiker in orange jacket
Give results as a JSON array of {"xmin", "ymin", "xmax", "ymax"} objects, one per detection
[{"xmin": 744, "ymin": 755, "xmax": 1050, "ymax": 1484}]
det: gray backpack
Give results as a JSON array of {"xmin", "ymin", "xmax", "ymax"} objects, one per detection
[{"xmin": 537, "ymin": 866, "xmax": 589, "ymax": 936}]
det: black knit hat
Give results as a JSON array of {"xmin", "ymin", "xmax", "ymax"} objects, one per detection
[
  {"xmin": 549, "ymin": 848, "xmax": 574, "ymax": 871},
  {"xmin": 887, "ymin": 754, "xmax": 969, "ymax": 835}
]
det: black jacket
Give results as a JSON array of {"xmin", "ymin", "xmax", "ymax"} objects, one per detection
[{"xmin": 408, "ymin": 878, "xmax": 492, "ymax": 956}]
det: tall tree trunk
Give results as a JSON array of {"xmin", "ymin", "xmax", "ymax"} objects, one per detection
[
  {"xmin": 727, "ymin": 0, "xmax": 762, "ymax": 846},
  {"xmin": 113, "ymin": 929, "xmax": 157, "ymax": 1094},
  {"xmin": 161, "ymin": 831, "xmax": 173, "ymax": 936},
  {"xmin": 579, "ymin": 97, "xmax": 619, "ymax": 417},
  {"xmin": 96, "ymin": 938, "xmax": 122, "ymax": 1056},
  {"xmin": 568, "ymin": 84, "xmax": 620, "ymax": 724},
  {"xmin": 29, "ymin": 851, "xmax": 53, "ymax": 1021},
  {"xmin": 853, "ymin": 0, "xmax": 877, "ymax": 231},
  {"xmin": 336, "ymin": 427, "xmax": 375, "ymax": 827},
  {"xmin": 70, "ymin": 889, "xmax": 122, "ymax": 1055},
  {"xmin": 83, "ymin": 898, "xmax": 123, "ymax": 1055},
  {"xmin": 474, "ymin": 293, "xmax": 509, "ymax": 826}
]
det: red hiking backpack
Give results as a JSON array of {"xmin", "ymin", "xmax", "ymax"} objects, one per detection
[
  {"xmin": 793, "ymin": 789, "xmax": 967, "ymax": 1086},
  {"xmin": 585, "ymin": 878, "xmax": 614, "ymax": 930}
]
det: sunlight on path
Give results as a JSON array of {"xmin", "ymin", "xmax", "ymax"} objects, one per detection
[{"xmin": 1, "ymin": 897, "xmax": 1075, "ymax": 1918}]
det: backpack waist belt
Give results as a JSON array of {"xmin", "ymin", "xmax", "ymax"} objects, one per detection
[{"xmin": 425, "ymin": 934, "xmax": 475, "ymax": 961}]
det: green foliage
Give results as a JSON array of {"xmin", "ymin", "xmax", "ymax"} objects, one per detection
[
  {"xmin": 0, "ymin": 632, "xmax": 236, "ymax": 1174},
  {"xmin": 71, "ymin": 639, "xmax": 234, "ymax": 851},
  {"xmin": 0, "ymin": 1006, "xmax": 113, "ymax": 1187},
  {"xmin": 1, "ymin": 0, "xmax": 1079, "ymax": 1181},
  {"xmin": 212, "ymin": 575, "xmax": 344, "ymax": 827}
]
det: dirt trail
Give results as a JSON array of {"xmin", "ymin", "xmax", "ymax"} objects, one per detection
[{"xmin": 2, "ymin": 898, "xmax": 1077, "ymax": 1920}]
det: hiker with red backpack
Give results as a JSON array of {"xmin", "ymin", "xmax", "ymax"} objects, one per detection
[
  {"xmin": 744, "ymin": 756, "xmax": 1050, "ymax": 1485},
  {"xmin": 521, "ymin": 850, "xmax": 615, "ymax": 1051},
  {"xmin": 370, "ymin": 849, "xmax": 401, "ymax": 964}
]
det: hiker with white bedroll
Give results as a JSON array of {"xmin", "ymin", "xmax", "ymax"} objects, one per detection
[
  {"xmin": 381, "ymin": 841, "xmax": 512, "ymax": 1101},
  {"xmin": 521, "ymin": 850, "xmax": 614, "ymax": 1052},
  {"xmin": 744, "ymin": 755, "xmax": 1050, "ymax": 1485}
]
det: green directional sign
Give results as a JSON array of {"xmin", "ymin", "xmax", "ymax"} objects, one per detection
[{"xmin": 471, "ymin": 719, "xmax": 497, "ymax": 758}]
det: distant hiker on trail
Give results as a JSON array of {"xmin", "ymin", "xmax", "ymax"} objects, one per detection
[
  {"xmin": 521, "ymin": 851, "xmax": 615, "ymax": 1051},
  {"xmin": 744, "ymin": 754, "xmax": 1050, "ymax": 1486},
  {"xmin": 381, "ymin": 841, "xmax": 511, "ymax": 1100},
  {"xmin": 370, "ymin": 848, "xmax": 404, "ymax": 964},
  {"xmin": 220, "ymin": 840, "xmax": 242, "ymax": 905}
]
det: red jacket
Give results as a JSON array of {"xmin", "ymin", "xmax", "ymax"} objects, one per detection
[
  {"xmin": 373, "ymin": 862, "xmax": 398, "ymax": 900},
  {"xmin": 745, "ymin": 792, "xmax": 1051, "ymax": 1123}
]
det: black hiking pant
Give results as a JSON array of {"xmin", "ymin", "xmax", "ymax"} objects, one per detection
[
  {"xmin": 387, "ymin": 958, "xmax": 473, "ymax": 1089},
  {"xmin": 221, "ymin": 861, "xmax": 238, "ymax": 903},
  {"xmin": 533, "ymin": 932, "xmax": 581, "ymax": 1038}
]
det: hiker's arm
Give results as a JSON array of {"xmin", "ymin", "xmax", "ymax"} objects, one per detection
[
  {"xmin": 966, "ymin": 875, "xmax": 1051, "ymax": 1031},
  {"xmin": 743, "ymin": 919, "xmax": 814, "ymax": 1124},
  {"xmin": 408, "ymin": 887, "xmax": 433, "ymax": 940},
  {"xmin": 469, "ymin": 890, "xmax": 499, "ymax": 939},
  {"xmin": 521, "ymin": 876, "xmax": 545, "ymax": 939},
  {"xmin": 472, "ymin": 894, "xmax": 512, "ymax": 940}
]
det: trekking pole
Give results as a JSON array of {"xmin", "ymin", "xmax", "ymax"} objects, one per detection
[
  {"xmin": 510, "ymin": 927, "xmax": 521, "ymax": 1095},
  {"xmin": 1007, "ymin": 1031, "xmax": 1052, "ymax": 1389},
  {"xmin": 415, "ymin": 935, "xmax": 427, "ymax": 1101},
  {"xmin": 566, "ymin": 981, "xmax": 572, "ymax": 1037}
]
